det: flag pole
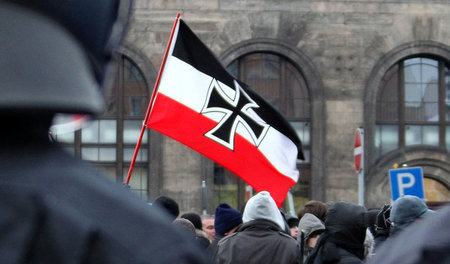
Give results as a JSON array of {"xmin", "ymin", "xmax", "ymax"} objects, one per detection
[{"xmin": 125, "ymin": 13, "xmax": 181, "ymax": 185}]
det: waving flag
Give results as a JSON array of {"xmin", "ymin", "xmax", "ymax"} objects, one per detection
[{"xmin": 146, "ymin": 16, "xmax": 303, "ymax": 207}]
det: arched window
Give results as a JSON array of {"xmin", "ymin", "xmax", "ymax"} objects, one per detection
[
  {"xmin": 52, "ymin": 55, "xmax": 150, "ymax": 199},
  {"xmin": 214, "ymin": 52, "xmax": 311, "ymax": 209},
  {"xmin": 375, "ymin": 56, "xmax": 450, "ymax": 157},
  {"xmin": 424, "ymin": 177, "xmax": 450, "ymax": 201}
]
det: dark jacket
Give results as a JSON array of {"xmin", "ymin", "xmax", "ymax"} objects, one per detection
[
  {"xmin": 306, "ymin": 202, "xmax": 366, "ymax": 264},
  {"xmin": 215, "ymin": 220, "xmax": 301, "ymax": 264},
  {"xmin": 209, "ymin": 232, "xmax": 226, "ymax": 259},
  {"xmin": 0, "ymin": 139, "xmax": 209, "ymax": 264}
]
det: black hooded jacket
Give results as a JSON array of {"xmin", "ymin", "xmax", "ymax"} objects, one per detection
[{"xmin": 306, "ymin": 202, "xmax": 366, "ymax": 264}]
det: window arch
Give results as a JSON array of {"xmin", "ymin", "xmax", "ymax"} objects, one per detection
[
  {"xmin": 375, "ymin": 55, "xmax": 450, "ymax": 158},
  {"xmin": 424, "ymin": 177, "xmax": 450, "ymax": 201},
  {"xmin": 213, "ymin": 51, "xmax": 311, "ymax": 209},
  {"xmin": 52, "ymin": 55, "xmax": 150, "ymax": 199}
]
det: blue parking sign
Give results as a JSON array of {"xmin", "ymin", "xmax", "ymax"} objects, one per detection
[{"xmin": 389, "ymin": 167, "xmax": 425, "ymax": 201}]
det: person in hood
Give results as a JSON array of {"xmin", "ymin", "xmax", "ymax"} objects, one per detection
[
  {"xmin": 389, "ymin": 195, "xmax": 434, "ymax": 236},
  {"xmin": 367, "ymin": 205, "xmax": 449, "ymax": 264},
  {"xmin": 298, "ymin": 213, "xmax": 326, "ymax": 262},
  {"xmin": 305, "ymin": 202, "xmax": 367, "ymax": 264},
  {"xmin": 373, "ymin": 195, "xmax": 435, "ymax": 252},
  {"xmin": 215, "ymin": 191, "xmax": 301, "ymax": 264}
]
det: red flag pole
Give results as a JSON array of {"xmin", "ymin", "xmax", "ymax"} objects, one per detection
[{"xmin": 125, "ymin": 13, "xmax": 181, "ymax": 185}]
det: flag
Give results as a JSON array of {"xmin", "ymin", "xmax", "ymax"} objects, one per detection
[{"xmin": 146, "ymin": 18, "xmax": 304, "ymax": 207}]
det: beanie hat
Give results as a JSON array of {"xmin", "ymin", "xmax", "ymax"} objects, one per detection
[
  {"xmin": 390, "ymin": 195, "xmax": 434, "ymax": 228},
  {"xmin": 181, "ymin": 213, "xmax": 203, "ymax": 230},
  {"xmin": 214, "ymin": 203, "xmax": 243, "ymax": 235}
]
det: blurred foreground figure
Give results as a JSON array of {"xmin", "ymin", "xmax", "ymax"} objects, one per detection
[
  {"xmin": 368, "ymin": 205, "xmax": 450, "ymax": 264},
  {"xmin": 0, "ymin": 1, "xmax": 208, "ymax": 263}
]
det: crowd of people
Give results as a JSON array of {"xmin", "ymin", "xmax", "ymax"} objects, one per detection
[{"xmin": 154, "ymin": 193, "xmax": 449, "ymax": 264}]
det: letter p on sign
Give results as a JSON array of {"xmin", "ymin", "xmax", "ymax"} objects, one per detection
[
  {"xmin": 389, "ymin": 167, "xmax": 425, "ymax": 201},
  {"xmin": 397, "ymin": 173, "xmax": 415, "ymax": 196}
]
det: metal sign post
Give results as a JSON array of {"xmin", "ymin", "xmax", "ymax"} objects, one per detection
[
  {"xmin": 202, "ymin": 180, "xmax": 207, "ymax": 215},
  {"xmin": 354, "ymin": 128, "xmax": 364, "ymax": 206}
]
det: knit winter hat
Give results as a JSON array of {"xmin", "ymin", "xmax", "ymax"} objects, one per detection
[
  {"xmin": 390, "ymin": 195, "xmax": 434, "ymax": 228},
  {"xmin": 214, "ymin": 203, "xmax": 243, "ymax": 235}
]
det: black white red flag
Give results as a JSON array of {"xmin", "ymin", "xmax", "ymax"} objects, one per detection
[{"xmin": 146, "ymin": 17, "xmax": 304, "ymax": 207}]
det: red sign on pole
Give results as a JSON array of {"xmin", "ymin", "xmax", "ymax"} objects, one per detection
[{"xmin": 354, "ymin": 128, "xmax": 363, "ymax": 172}]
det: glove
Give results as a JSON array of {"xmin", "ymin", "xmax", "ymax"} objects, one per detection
[{"xmin": 375, "ymin": 204, "xmax": 391, "ymax": 237}]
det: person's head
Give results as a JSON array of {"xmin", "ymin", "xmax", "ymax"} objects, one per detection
[
  {"xmin": 389, "ymin": 195, "xmax": 434, "ymax": 233},
  {"xmin": 243, "ymin": 191, "xmax": 285, "ymax": 231},
  {"xmin": 298, "ymin": 213, "xmax": 325, "ymax": 249},
  {"xmin": 173, "ymin": 218, "xmax": 196, "ymax": 236},
  {"xmin": 297, "ymin": 200, "xmax": 328, "ymax": 222},
  {"xmin": 0, "ymin": 0, "xmax": 131, "ymax": 119},
  {"xmin": 307, "ymin": 233, "xmax": 321, "ymax": 249},
  {"xmin": 290, "ymin": 226, "xmax": 299, "ymax": 239},
  {"xmin": 325, "ymin": 202, "xmax": 367, "ymax": 259},
  {"xmin": 180, "ymin": 213, "xmax": 202, "ymax": 230},
  {"xmin": 284, "ymin": 214, "xmax": 299, "ymax": 239},
  {"xmin": 152, "ymin": 195, "xmax": 180, "ymax": 222},
  {"xmin": 201, "ymin": 215, "xmax": 215, "ymax": 241},
  {"xmin": 214, "ymin": 203, "xmax": 243, "ymax": 236}
]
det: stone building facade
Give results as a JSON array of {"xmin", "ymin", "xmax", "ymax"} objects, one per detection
[{"xmin": 58, "ymin": 0, "xmax": 450, "ymax": 214}]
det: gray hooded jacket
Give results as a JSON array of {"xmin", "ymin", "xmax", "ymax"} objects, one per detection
[
  {"xmin": 298, "ymin": 213, "xmax": 325, "ymax": 261},
  {"xmin": 298, "ymin": 213, "xmax": 325, "ymax": 243},
  {"xmin": 215, "ymin": 191, "xmax": 301, "ymax": 264}
]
